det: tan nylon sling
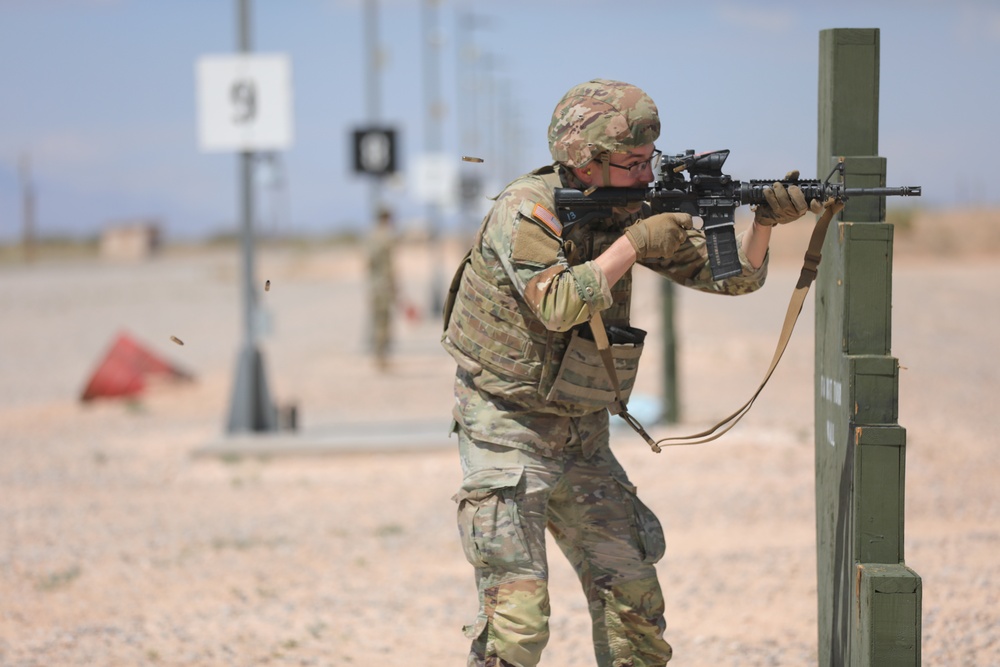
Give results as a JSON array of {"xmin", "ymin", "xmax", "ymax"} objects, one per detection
[{"xmin": 592, "ymin": 199, "xmax": 845, "ymax": 453}]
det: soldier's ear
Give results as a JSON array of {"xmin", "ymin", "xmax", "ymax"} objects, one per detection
[{"xmin": 572, "ymin": 165, "xmax": 597, "ymax": 186}]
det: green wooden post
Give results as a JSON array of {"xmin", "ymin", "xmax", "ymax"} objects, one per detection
[
  {"xmin": 815, "ymin": 28, "xmax": 921, "ymax": 666},
  {"xmin": 660, "ymin": 280, "xmax": 679, "ymax": 424}
]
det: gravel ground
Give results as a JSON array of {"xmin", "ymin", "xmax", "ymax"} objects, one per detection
[{"xmin": 1, "ymin": 220, "xmax": 997, "ymax": 666}]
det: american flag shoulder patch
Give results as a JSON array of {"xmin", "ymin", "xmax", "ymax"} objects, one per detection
[{"xmin": 529, "ymin": 203, "xmax": 562, "ymax": 237}]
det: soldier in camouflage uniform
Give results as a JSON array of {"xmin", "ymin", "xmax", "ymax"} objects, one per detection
[{"xmin": 442, "ymin": 79, "xmax": 818, "ymax": 667}]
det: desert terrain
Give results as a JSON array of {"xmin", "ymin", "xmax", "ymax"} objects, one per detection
[{"xmin": 1, "ymin": 207, "xmax": 998, "ymax": 666}]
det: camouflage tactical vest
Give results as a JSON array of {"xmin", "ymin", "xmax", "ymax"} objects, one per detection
[{"xmin": 442, "ymin": 168, "xmax": 641, "ymax": 416}]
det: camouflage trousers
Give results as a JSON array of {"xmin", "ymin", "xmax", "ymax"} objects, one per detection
[{"xmin": 454, "ymin": 427, "xmax": 673, "ymax": 667}]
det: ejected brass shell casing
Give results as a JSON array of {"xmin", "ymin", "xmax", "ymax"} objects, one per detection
[
  {"xmin": 265, "ymin": 279, "xmax": 271, "ymax": 292},
  {"xmin": 462, "ymin": 156, "xmax": 484, "ymax": 163},
  {"xmin": 170, "ymin": 336, "xmax": 184, "ymax": 346}
]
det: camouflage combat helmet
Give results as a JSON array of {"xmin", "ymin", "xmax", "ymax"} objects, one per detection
[{"xmin": 548, "ymin": 79, "xmax": 660, "ymax": 169}]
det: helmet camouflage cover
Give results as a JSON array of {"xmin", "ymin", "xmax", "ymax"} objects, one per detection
[{"xmin": 548, "ymin": 78, "xmax": 660, "ymax": 168}]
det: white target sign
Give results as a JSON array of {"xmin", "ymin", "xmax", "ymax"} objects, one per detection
[{"xmin": 196, "ymin": 54, "xmax": 294, "ymax": 152}]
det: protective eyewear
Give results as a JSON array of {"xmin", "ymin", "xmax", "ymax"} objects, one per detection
[{"xmin": 607, "ymin": 149, "xmax": 662, "ymax": 176}]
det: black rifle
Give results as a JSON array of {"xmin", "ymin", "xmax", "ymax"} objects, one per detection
[{"xmin": 553, "ymin": 149, "xmax": 922, "ymax": 280}]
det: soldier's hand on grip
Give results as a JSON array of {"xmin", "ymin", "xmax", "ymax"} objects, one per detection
[
  {"xmin": 753, "ymin": 170, "xmax": 823, "ymax": 226},
  {"xmin": 624, "ymin": 212, "xmax": 693, "ymax": 260}
]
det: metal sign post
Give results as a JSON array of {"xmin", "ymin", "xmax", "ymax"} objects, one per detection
[
  {"xmin": 195, "ymin": 0, "xmax": 293, "ymax": 433},
  {"xmin": 423, "ymin": 0, "xmax": 445, "ymax": 316}
]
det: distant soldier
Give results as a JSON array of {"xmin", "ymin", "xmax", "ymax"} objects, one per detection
[
  {"xmin": 368, "ymin": 206, "xmax": 397, "ymax": 371},
  {"xmin": 441, "ymin": 79, "xmax": 819, "ymax": 666}
]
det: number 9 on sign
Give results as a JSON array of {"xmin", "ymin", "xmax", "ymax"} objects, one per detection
[{"xmin": 230, "ymin": 79, "xmax": 257, "ymax": 124}]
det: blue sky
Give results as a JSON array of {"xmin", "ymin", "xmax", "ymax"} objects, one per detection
[{"xmin": 0, "ymin": 0, "xmax": 997, "ymax": 241}]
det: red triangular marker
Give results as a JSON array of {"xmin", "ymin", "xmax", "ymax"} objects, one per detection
[{"xmin": 80, "ymin": 331, "xmax": 192, "ymax": 402}]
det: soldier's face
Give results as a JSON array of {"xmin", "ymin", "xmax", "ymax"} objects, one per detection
[
  {"xmin": 608, "ymin": 144, "xmax": 659, "ymax": 185},
  {"xmin": 579, "ymin": 144, "xmax": 659, "ymax": 188}
]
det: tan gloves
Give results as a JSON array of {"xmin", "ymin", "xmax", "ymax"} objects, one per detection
[
  {"xmin": 753, "ymin": 170, "xmax": 823, "ymax": 226},
  {"xmin": 623, "ymin": 212, "xmax": 693, "ymax": 260}
]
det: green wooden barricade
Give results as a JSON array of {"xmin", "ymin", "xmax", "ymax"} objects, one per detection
[{"xmin": 815, "ymin": 28, "xmax": 922, "ymax": 666}]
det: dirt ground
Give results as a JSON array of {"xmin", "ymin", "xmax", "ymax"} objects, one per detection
[{"xmin": 1, "ymin": 209, "xmax": 998, "ymax": 666}]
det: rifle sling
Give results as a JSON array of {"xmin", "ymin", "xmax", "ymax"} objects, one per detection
[
  {"xmin": 588, "ymin": 312, "xmax": 663, "ymax": 453},
  {"xmin": 597, "ymin": 200, "xmax": 844, "ymax": 451}
]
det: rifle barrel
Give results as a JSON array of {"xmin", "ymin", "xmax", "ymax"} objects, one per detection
[
  {"xmin": 740, "ymin": 182, "xmax": 922, "ymax": 204},
  {"xmin": 844, "ymin": 186, "xmax": 922, "ymax": 197}
]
